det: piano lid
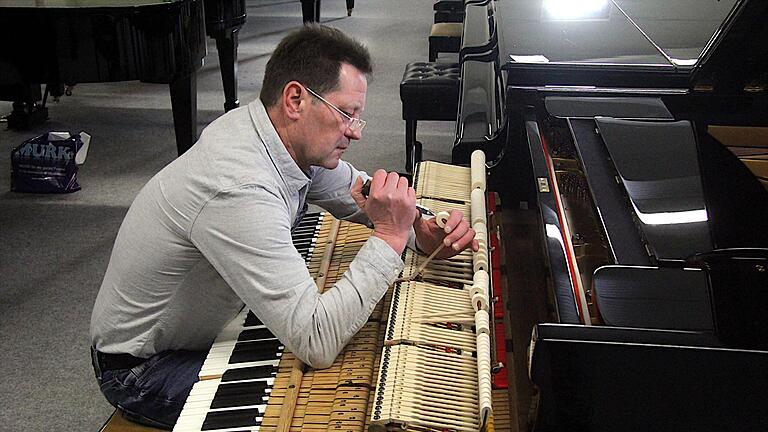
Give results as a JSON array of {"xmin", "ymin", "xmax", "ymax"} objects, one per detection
[
  {"xmin": 497, "ymin": 0, "xmax": 761, "ymax": 88},
  {"xmin": 499, "ymin": 0, "xmax": 671, "ymax": 67}
]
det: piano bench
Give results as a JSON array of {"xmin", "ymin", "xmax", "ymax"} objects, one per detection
[
  {"xmin": 99, "ymin": 409, "xmax": 167, "ymax": 432},
  {"xmin": 400, "ymin": 61, "xmax": 460, "ymax": 173},
  {"xmin": 429, "ymin": 22, "xmax": 463, "ymax": 61},
  {"xmin": 434, "ymin": 0, "xmax": 465, "ymax": 23}
]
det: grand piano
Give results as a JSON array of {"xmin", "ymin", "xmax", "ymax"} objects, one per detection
[
  {"xmin": 453, "ymin": 0, "xmax": 768, "ymax": 430},
  {"xmin": 0, "ymin": 0, "xmax": 246, "ymax": 155}
]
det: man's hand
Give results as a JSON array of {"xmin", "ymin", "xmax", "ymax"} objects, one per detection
[
  {"xmin": 414, "ymin": 209, "xmax": 479, "ymax": 259},
  {"xmin": 351, "ymin": 171, "xmax": 418, "ymax": 254}
]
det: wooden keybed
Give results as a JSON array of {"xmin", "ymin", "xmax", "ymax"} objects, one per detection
[{"xmin": 175, "ymin": 152, "xmax": 512, "ymax": 431}]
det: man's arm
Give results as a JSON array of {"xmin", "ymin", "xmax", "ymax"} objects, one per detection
[
  {"xmin": 306, "ymin": 161, "xmax": 370, "ymax": 225},
  {"xmin": 190, "ymin": 182, "xmax": 404, "ymax": 369}
]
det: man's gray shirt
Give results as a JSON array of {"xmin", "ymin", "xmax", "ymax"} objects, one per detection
[{"xmin": 91, "ymin": 100, "xmax": 404, "ymax": 368}]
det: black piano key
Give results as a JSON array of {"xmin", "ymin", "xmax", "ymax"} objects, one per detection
[
  {"xmin": 292, "ymin": 223, "xmax": 319, "ymax": 233},
  {"xmin": 291, "ymin": 240, "xmax": 316, "ymax": 251},
  {"xmin": 237, "ymin": 327, "xmax": 275, "ymax": 342},
  {"xmin": 201, "ymin": 408, "xmax": 262, "ymax": 430},
  {"xmin": 244, "ymin": 311, "xmax": 262, "ymax": 327},
  {"xmin": 229, "ymin": 339, "xmax": 284, "ymax": 364},
  {"xmin": 210, "ymin": 381, "xmax": 270, "ymax": 409},
  {"xmin": 222, "ymin": 364, "xmax": 278, "ymax": 382},
  {"xmin": 291, "ymin": 232, "xmax": 316, "ymax": 241}
]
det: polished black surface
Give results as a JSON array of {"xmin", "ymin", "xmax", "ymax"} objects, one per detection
[
  {"xmin": 457, "ymin": 0, "xmax": 768, "ymax": 427},
  {"xmin": 691, "ymin": 0, "xmax": 768, "ymax": 92},
  {"xmin": 530, "ymin": 323, "xmax": 768, "ymax": 431},
  {"xmin": 201, "ymin": 407, "xmax": 262, "ymax": 430},
  {"xmin": 688, "ymin": 248, "xmax": 768, "ymax": 350},
  {"xmin": 204, "ymin": 0, "xmax": 247, "ymax": 112},
  {"xmin": 696, "ymin": 129, "xmax": 768, "ymax": 250},
  {"xmin": 593, "ymin": 265, "xmax": 712, "ymax": 330},
  {"xmin": 0, "ymin": 0, "xmax": 248, "ymax": 153},
  {"xmin": 496, "ymin": 0, "xmax": 736, "ymax": 72},
  {"xmin": 614, "ymin": 0, "xmax": 737, "ymax": 66},
  {"xmin": 496, "ymin": 0, "xmax": 768, "ymax": 90},
  {"xmin": 596, "ymin": 118, "xmax": 712, "ymax": 261},
  {"xmin": 453, "ymin": 58, "xmax": 505, "ymax": 162},
  {"xmin": 546, "ymin": 96, "xmax": 672, "ymax": 120},
  {"xmin": 0, "ymin": 0, "xmax": 205, "ymax": 84},
  {"xmin": 0, "ymin": 0, "xmax": 206, "ymax": 154},
  {"xmin": 568, "ymin": 118, "xmax": 650, "ymax": 265},
  {"xmin": 524, "ymin": 116, "xmax": 580, "ymax": 324}
]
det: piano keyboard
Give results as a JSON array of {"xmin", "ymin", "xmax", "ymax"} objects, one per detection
[{"xmin": 175, "ymin": 153, "xmax": 511, "ymax": 431}]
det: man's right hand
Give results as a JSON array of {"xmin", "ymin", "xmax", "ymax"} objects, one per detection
[{"xmin": 351, "ymin": 170, "xmax": 418, "ymax": 254}]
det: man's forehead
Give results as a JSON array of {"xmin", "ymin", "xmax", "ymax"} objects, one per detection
[
  {"xmin": 338, "ymin": 62, "xmax": 367, "ymax": 86},
  {"xmin": 329, "ymin": 64, "xmax": 367, "ymax": 108}
]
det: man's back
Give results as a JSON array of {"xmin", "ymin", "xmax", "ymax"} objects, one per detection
[{"xmin": 91, "ymin": 101, "xmax": 282, "ymax": 358}]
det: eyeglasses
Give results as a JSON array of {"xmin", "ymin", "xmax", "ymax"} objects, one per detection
[{"xmin": 304, "ymin": 85, "xmax": 367, "ymax": 132}]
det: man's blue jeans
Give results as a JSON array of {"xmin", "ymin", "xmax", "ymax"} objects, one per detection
[{"xmin": 91, "ymin": 348, "xmax": 207, "ymax": 429}]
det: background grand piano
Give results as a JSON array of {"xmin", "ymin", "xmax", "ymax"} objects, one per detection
[
  {"xmin": 453, "ymin": 0, "xmax": 768, "ymax": 430},
  {"xmin": 0, "ymin": 0, "xmax": 246, "ymax": 155}
]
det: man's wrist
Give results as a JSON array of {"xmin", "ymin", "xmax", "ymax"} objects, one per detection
[{"xmin": 373, "ymin": 230, "xmax": 408, "ymax": 255}]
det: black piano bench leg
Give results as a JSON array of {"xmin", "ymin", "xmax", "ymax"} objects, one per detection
[
  {"xmin": 214, "ymin": 28, "xmax": 241, "ymax": 112},
  {"xmin": 169, "ymin": 74, "xmax": 198, "ymax": 156},
  {"xmin": 405, "ymin": 119, "xmax": 418, "ymax": 173},
  {"xmin": 415, "ymin": 140, "xmax": 423, "ymax": 166}
]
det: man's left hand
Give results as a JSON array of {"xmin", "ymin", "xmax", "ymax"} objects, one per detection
[{"xmin": 413, "ymin": 210, "xmax": 479, "ymax": 259}]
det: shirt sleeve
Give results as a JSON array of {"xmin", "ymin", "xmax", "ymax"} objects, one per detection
[
  {"xmin": 308, "ymin": 162, "xmax": 418, "ymax": 250},
  {"xmin": 307, "ymin": 161, "xmax": 373, "ymax": 225},
  {"xmin": 189, "ymin": 182, "xmax": 404, "ymax": 368}
]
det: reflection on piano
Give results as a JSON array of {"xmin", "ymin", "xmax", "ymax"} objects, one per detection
[
  {"xmin": 0, "ymin": 0, "xmax": 246, "ymax": 155},
  {"xmin": 453, "ymin": 0, "xmax": 768, "ymax": 430}
]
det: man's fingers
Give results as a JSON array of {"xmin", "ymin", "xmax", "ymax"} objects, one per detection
[
  {"xmin": 397, "ymin": 175, "xmax": 410, "ymax": 191},
  {"xmin": 442, "ymin": 210, "xmax": 465, "ymax": 234},
  {"xmin": 448, "ymin": 226, "xmax": 476, "ymax": 252},
  {"xmin": 350, "ymin": 176, "xmax": 366, "ymax": 208},
  {"xmin": 370, "ymin": 169, "xmax": 388, "ymax": 195}
]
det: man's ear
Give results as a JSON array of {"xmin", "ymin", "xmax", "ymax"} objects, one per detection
[{"xmin": 283, "ymin": 82, "xmax": 305, "ymax": 121}]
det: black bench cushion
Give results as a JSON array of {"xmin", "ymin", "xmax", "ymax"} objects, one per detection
[{"xmin": 400, "ymin": 62, "xmax": 460, "ymax": 121}]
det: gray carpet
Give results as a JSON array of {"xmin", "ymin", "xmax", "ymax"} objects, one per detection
[{"xmin": 0, "ymin": 1, "xmax": 456, "ymax": 430}]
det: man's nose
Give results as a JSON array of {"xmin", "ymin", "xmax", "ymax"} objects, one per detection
[{"xmin": 345, "ymin": 128, "xmax": 362, "ymax": 140}]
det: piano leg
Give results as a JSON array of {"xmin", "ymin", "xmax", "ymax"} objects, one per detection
[
  {"xmin": 404, "ymin": 120, "xmax": 422, "ymax": 173},
  {"xmin": 170, "ymin": 74, "xmax": 198, "ymax": 155},
  {"xmin": 301, "ymin": 0, "xmax": 315, "ymax": 23},
  {"xmin": 213, "ymin": 28, "xmax": 241, "ymax": 112}
]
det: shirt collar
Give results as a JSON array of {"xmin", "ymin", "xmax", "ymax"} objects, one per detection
[{"xmin": 248, "ymin": 99, "xmax": 312, "ymax": 193}]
